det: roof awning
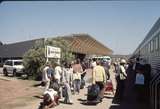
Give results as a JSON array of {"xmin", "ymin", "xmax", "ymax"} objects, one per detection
[{"xmin": 60, "ymin": 34, "xmax": 113, "ymax": 55}]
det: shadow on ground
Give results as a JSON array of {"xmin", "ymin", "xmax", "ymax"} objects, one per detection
[
  {"xmin": 33, "ymin": 95, "xmax": 43, "ymax": 99},
  {"xmin": 78, "ymin": 98, "xmax": 99, "ymax": 106},
  {"xmin": 109, "ymin": 91, "xmax": 150, "ymax": 109}
]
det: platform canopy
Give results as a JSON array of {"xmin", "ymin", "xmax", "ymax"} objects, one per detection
[{"xmin": 60, "ymin": 34, "xmax": 113, "ymax": 55}]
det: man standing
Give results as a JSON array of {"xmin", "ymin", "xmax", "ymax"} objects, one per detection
[
  {"xmin": 42, "ymin": 62, "xmax": 51, "ymax": 91},
  {"xmin": 91, "ymin": 58, "xmax": 97, "ymax": 69},
  {"xmin": 54, "ymin": 62, "xmax": 62, "ymax": 84},
  {"xmin": 92, "ymin": 60, "xmax": 106, "ymax": 102},
  {"xmin": 72, "ymin": 59, "xmax": 83, "ymax": 94},
  {"xmin": 119, "ymin": 59, "xmax": 127, "ymax": 100},
  {"xmin": 61, "ymin": 62, "xmax": 73, "ymax": 104}
]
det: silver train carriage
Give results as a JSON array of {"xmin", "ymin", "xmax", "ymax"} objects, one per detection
[{"xmin": 132, "ymin": 17, "xmax": 160, "ymax": 109}]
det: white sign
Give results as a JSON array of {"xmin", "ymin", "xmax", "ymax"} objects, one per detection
[{"xmin": 46, "ymin": 46, "xmax": 61, "ymax": 58}]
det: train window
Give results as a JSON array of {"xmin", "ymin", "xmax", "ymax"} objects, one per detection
[
  {"xmin": 145, "ymin": 45, "xmax": 148, "ymax": 54},
  {"xmin": 155, "ymin": 36, "xmax": 158, "ymax": 50},
  {"xmin": 144, "ymin": 46, "xmax": 146, "ymax": 54},
  {"xmin": 151, "ymin": 40, "xmax": 154, "ymax": 52},
  {"xmin": 142, "ymin": 47, "xmax": 144, "ymax": 55},
  {"xmin": 153, "ymin": 38, "xmax": 156, "ymax": 51},
  {"xmin": 148, "ymin": 42, "xmax": 151, "ymax": 53},
  {"xmin": 143, "ymin": 47, "xmax": 145, "ymax": 54},
  {"xmin": 159, "ymin": 33, "xmax": 160, "ymax": 49}
]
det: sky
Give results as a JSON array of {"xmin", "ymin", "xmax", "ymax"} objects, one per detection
[{"xmin": 0, "ymin": 1, "xmax": 160, "ymax": 55}]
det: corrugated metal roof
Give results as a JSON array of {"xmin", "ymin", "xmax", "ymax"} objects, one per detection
[{"xmin": 61, "ymin": 34, "xmax": 113, "ymax": 55}]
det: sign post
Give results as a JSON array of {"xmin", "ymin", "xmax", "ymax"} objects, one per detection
[{"xmin": 45, "ymin": 46, "xmax": 61, "ymax": 63}]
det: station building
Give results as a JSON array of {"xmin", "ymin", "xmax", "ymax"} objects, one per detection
[{"xmin": 0, "ymin": 34, "xmax": 113, "ymax": 64}]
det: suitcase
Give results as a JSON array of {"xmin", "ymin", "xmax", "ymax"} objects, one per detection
[
  {"xmin": 87, "ymin": 84, "xmax": 100, "ymax": 101},
  {"xmin": 62, "ymin": 86, "xmax": 67, "ymax": 97},
  {"xmin": 105, "ymin": 80, "xmax": 114, "ymax": 95}
]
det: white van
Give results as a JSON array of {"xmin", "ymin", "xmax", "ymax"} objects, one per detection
[
  {"xmin": 3, "ymin": 60, "xmax": 24, "ymax": 76},
  {"xmin": 92, "ymin": 56, "xmax": 112, "ymax": 66}
]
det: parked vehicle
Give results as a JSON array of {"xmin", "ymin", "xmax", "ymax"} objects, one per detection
[
  {"xmin": 3, "ymin": 59, "xmax": 24, "ymax": 76},
  {"xmin": 92, "ymin": 56, "xmax": 112, "ymax": 66}
]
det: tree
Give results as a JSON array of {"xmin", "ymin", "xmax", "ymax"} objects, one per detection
[
  {"xmin": 23, "ymin": 39, "xmax": 45, "ymax": 80},
  {"xmin": 23, "ymin": 37, "xmax": 75, "ymax": 80}
]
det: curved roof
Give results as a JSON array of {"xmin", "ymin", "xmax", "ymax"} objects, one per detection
[{"xmin": 61, "ymin": 34, "xmax": 113, "ymax": 55}]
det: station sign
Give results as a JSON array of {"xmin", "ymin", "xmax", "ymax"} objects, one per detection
[{"xmin": 45, "ymin": 46, "xmax": 61, "ymax": 58}]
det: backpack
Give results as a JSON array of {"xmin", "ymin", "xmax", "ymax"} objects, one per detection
[{"xmin": 135, "ymin": 73, "xmax": 144, "ymax": 85}]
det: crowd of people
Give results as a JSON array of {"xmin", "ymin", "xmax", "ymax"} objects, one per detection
[
  {"xmin": 39, "ymin": 59, "xmax": 88, "ymax": 109},
  {"xmin": 113, "ymin": 57, "xmax": 151, "ymax": 104},
  {"xmin": 39, "ymin": 58, "xmax": 111, "ymax": 109},
  {"xmin": 39, "ymin": 56, "xmax": 151, "ymax": 109}
]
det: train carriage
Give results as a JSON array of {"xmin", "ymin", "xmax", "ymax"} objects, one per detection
[{"xmin": 132, "ymin": 17, "xmax": 160, "ymax": 109}]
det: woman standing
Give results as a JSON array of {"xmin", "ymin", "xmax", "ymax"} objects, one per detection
[{"xmin": 62, "ymin": 62, "xmax": 73, "ymax": 104}]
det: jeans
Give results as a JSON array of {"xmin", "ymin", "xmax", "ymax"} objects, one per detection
[
  {"xmin": 73, "ymin": 79, "xmax": 81, "ymax": 93},
  {"xmin": 64, "ymin": 83, "xmax": 72, "ymax": 103}
]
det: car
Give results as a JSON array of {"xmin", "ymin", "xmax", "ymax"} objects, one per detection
[{"xmin": 3, "ymin": 59, "xmax": 25, "ymax": 76}]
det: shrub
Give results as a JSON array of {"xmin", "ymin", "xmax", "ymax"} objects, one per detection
[{"xmin": 23, "ymin": 38, "xmax": 75, "ymax": 80}]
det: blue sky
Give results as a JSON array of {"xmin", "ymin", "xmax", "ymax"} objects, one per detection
[{"xmin": 0, "ymin": 1, "xmax": 160, "ymax": 55}]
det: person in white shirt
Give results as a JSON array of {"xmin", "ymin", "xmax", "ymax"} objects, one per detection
[
  {"xmin": 61, "ymin": 62, "xmax": 73, "ymax": 104},
  {"xmin": 91, "ymin": 58, "xmax": 97, "ymax": 69},
  {"xmin": 42, "ymin": 63, "xmax": 50, "ymax": 91},
  {"xmin": 54, "ymin": 63, "xmax": 62, "ymax": 84},
  {"xmin": 39, "ymin": 89, "xmax": 59, "ymax": 109}
]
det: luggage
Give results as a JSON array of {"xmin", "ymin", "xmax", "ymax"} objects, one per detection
[
  {"xmin": 87, "ymin": 84, "xmax": 100, "ymax": 101},
  {"xmin": 105, "ymin": 80, "xmax": 114, "ymax": 94},
  {"xmin": 62, "ymin": 86, "xmax": 67, "ymax": 97},
  {"xmin": 49, "ymin": 81, "xmax": 60, "ymax": 92}
]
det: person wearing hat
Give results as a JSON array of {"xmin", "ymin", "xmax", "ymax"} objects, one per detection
[{"xmin": 118, "ymin": 59, "xmax": 127, "ymax": 101}]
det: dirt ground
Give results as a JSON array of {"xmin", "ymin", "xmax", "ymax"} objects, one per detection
[
  {"xmin": 0, "ymin": 68, "xmax": 116, "ymax": 109},
  {"xmin": 0, "ymin": 76, "xmax": 43, "ymax": 109}
]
